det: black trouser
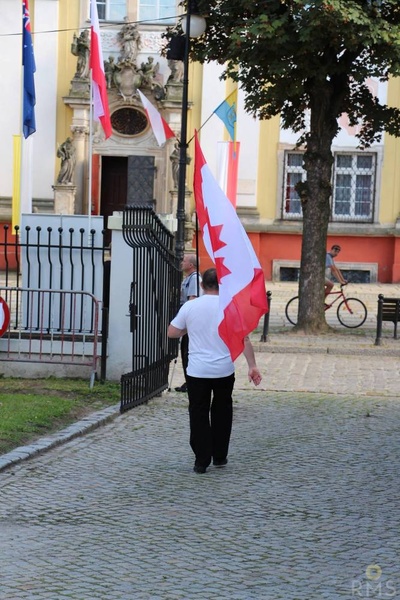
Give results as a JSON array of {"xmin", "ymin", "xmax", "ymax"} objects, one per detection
[
  {"xmin": 180, "ymin": 334, "xmax": 189, "ymax": 380},
  {"xmin": 186, "ymin": 373, "xmax": 235, "ymax": 468}
]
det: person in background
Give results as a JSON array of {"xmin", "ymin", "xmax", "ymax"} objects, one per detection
[
  {"xmin": 174, "ymin": 253, "xmax": 202, "ymax": 393},
  {"xmin": 325, "ymin": 244, "xmax": 347, "ymax": 298},
  {"xmin": 168, "ymin": 268, "xmax": 262, "ymax": 474}
]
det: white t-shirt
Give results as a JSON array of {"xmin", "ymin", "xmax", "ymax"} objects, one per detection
[{"xmin": 171, "ymin": 294, "xmax": 234, "ymax": 378}]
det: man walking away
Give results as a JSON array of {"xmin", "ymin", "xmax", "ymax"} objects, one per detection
[{"xmin": 168, "ymin": 268, "xmax": 262, "ymax": 474}]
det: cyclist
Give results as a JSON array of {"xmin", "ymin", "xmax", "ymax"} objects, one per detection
[{"xmin": 325, "ymin": 244, "xmax": 347, "ymax": 298}]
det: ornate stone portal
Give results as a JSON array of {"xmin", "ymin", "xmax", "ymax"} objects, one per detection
[{"xmin": 61, "ymin": 22, "xmax": 186, "ymax": 218}]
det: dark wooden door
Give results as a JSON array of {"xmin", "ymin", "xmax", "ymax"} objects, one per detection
[
  {"xmin": 100, "ymin": 156, "xmax": 128, "ymax": 222},
  {"xmin": 101, "ymin": 155, "xmax": 156, "ymax": 244}
]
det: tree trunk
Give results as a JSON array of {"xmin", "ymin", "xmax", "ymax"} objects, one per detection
[{"xmin": 296, "ymin": 84, "xmax": 339, "ymax": 332}]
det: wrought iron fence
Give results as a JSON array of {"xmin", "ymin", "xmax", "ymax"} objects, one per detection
[
  {"xmin": 120, "ymin": 206, "xmax": 180, "ymax": 412},
  {"xmin": 0, "ymin": 219, "xmax": 109, "ymax": 382},
  {"xmin": 0, "ymin": 221, "xmax": 108, "ymax": 334}
]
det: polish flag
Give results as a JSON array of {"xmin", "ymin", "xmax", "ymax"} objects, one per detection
[
  {"xmin": 193, "ymin": 133, "xmax": 268, "ymax": 361},
  {"xmin": 137, "ymin": 90, "xmax": 175, "ymax": 146},
  {"xmin": 90, "ymin": 0, "xmax": 112, "ymax": 138}
]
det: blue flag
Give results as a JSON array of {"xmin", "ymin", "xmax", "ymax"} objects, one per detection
[
  {"xmin": 22, "ymin": 0, "xmax": 36, "ymax": 138},
  {"xmin": 213, "ymin": 90, "xmax": 237, "ymax": 142}
]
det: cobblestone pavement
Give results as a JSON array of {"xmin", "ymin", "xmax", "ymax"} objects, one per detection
[{"xmin": 1, "ymin": 346, "xmax": 400, "ymax": 599}]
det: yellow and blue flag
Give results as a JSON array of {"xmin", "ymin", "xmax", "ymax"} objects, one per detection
[{"xmin": 213, "ymin": 90, "xmax": 237, "ymax": 142}]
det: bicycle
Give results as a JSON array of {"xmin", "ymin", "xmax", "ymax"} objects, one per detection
[{"xmin": 285, "ymin": 283, "xmax": 368, "ymax": 328}]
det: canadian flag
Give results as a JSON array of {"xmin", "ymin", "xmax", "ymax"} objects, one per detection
[
  {"xmin": 137, "ymin": 90, "xmax": 175, "ymax": 146},
  {"xmin": 90, "ymin": 0, "xmax": 112, "ymax": 138},
  {"xmin": 193, "ymin": 133, "xmax": 268, "ymax": 361}
]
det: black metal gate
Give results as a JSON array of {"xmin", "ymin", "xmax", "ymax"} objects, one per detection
[{"xmin": 120, "ymin": 206, "xmax": 180, "ymax": 412}]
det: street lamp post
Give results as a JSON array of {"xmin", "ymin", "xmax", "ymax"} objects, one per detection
[{"xmin": 174, "ymin": 3, "xmax": 206, "ymax": 265}]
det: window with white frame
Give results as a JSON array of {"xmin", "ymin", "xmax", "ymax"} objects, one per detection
[
  {"xmin": 282, "ymin": 152, "xmax": 305, "ymax": 219},
  {"xmin": 138, "ymin": 0, "xmax": 176, "ymax": 24},
  {"xmin": 282, "ymin": 151, "xmax": 376, "ymax": 222},
  {"xmin": 332, "ymin": 153, "xmax": 375, "ymax": 220},
  {"xmin": 97, "ymin": 0, "xmax": 126, "ymax": 21}
]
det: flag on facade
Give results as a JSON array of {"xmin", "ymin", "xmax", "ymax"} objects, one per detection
[
  {"xmin": 137, "ymin": 90, "xmax": 175, "ymax": 146},
  {"xmin": 213, "ymin": 89, "xmax": 237, "ymax": 143},
  {"xmin": 90, "ymin": 0, "xmax": 112, "ymax": 138},
  {"xmin": 217, "ymin": 141, "xmax": 240, "ymax": 208},
  {"xmin": 22, "ymin": 0, "xmax": 36, "ymax": 139},
  {"xmin": 193, "ymin": 133, "xmax": 268, "ymax": 361}
]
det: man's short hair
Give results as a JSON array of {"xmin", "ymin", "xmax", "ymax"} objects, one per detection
[
  {"xmin": 202, "ymin": 268, "xmax": 219, "ymax": 291},
  {"xmin": 185, "ymin": 253, "xmax": 198, "ymax": 269},
  {"xmin": 331, "ymin": 245, "xmax": 341, "ymax": 251}
]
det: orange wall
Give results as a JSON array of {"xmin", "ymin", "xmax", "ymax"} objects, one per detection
[{"xmin": 195, "ymin": 231, "xmax": 400, "ymax": 283}]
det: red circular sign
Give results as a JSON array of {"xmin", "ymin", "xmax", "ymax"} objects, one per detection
[{"xmin": 0, "ymin": 297, "xmax": 10, "ymax": 337}]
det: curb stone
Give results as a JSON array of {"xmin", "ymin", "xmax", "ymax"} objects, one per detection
[{"xmin": 0, "ymin": 403, "xmax": 121, "ymax": 473}]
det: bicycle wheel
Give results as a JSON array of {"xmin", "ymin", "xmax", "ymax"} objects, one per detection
[
  {"xmin": 285, "ymin": 296, "xmax": 299, "ymax": 326},
  {"xmin": 337, "ymin": 298, "xmax": 367, "ymax": 328}
]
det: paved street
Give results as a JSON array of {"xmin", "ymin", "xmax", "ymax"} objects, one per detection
[{"xmin": 1, "ymin": 339, "xmax": 400, "ymax": 599}]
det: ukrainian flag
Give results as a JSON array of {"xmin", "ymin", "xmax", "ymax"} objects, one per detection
[{"xmin": 213, "ymin": 90, "xmax": 237, "ymax": 142}]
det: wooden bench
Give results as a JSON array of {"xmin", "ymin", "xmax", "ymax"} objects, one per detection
[{"xmin": 375, "ymin": 295, "xmax": 400, "ymax": 345}]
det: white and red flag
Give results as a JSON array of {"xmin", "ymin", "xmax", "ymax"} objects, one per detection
[
  {"xmin": 90, "ymin": 0, "xmax": 112, "ymax": 138},
  {"xmin": 193, "ymin": 133, "xmax": 268, "ymax": 361},
  {"xmin": 217, "ymin": 141, "xmax": 240, "ymax": 208},
  {"xmin": 137, "ymin": 90, "xmax": 175, "ymax": 146}
]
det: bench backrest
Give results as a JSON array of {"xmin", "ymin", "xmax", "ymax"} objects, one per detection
[{"xmin": 380, "ymin": 297, "xmax": 400, "ymax": 322}]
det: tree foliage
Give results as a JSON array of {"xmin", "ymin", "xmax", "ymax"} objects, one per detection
[
  {"xmin": 190, "ymin": 0, "xmax": 400, "ymax": 145},
  {"xmin": 176, "ymin": 0, "xmax": 400, "ymax": 331}
]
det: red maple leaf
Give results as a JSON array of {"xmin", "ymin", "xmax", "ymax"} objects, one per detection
[
  {"xmin": 215, "ymin": 256, "xmax": 231, "ymax": 280},
  {"xmin": 208, "ymin": 221, "xmax": 226, "ymax": 253}
]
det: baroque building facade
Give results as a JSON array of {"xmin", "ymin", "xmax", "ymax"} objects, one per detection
[{"xmin": 1, "ymin": 0, "xmax": 400, "ymax": 282}]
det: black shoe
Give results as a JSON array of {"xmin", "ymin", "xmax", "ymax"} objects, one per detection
[
  {"xmin": 193, "ymin": 464, "xmax": 207, "ymax": 474},
  {"xmin": 175, "ymin": 383, "xmax": 187, "ymax": 393},
  {"xmin": 213, "ymin": 458, "xmax": 228, "ymax": 467}
]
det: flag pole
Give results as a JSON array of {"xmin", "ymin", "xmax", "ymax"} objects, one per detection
[
  {"xmin": 88, "ymin": 70, "xmax": 93, "ymax": 244},
  {"xmin": 195, "ymin": 212, "xmax": 200, "ymax": 297},
  {"xmin": 175, "ymin": 6, "xmax": 191, "ymax": 266}
]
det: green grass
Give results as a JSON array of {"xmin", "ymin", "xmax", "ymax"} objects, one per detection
[{"xmin": 0, "ymin": 377, "xmax": 120, "ymax": 455}]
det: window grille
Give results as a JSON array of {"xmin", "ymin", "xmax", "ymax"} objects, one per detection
[
  {"xmin": 332, "ymin": 153, "xmax": 375, "ymax": 221},
  {"xmin": 282, "ymin": 151, "xmax": 376, "ymax": 223}
]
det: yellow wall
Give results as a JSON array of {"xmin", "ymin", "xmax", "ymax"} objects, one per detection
[
  {"xmin": 187, "ymin": 61, "xmax": 204, "ymax": 194},
  {"xmin": 256, "ymin": 115, "xmax": 280, "ymax": 220},
  {"xmin": 378, "ymin": 77, "xmax": 400, "ymax": 225},
  {"xmin": 55, "ymin": 0, "xmax": 80, "ymax": 163}
]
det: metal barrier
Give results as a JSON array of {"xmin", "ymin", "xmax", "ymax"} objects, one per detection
[{"xmin": 0, "ymin": 287, "xmax": 100, "ymax": 387}]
